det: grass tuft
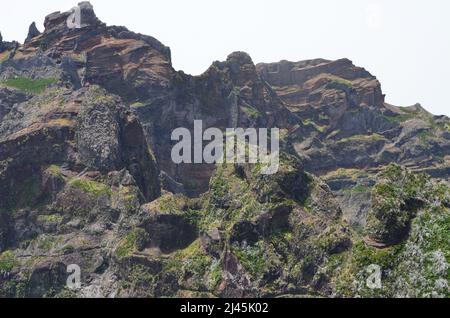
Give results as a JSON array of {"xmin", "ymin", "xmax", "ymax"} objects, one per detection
[
  {"xmin": 0, "ymin": 77, "xmax": 58, "ymax": 94},
  {"xmin": 69, "ymin": 178, "xmax": 111, "ymax": 197}
]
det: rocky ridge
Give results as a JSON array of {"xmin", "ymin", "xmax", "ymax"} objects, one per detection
[{"xmin": 0, "ymin": 2, "xmax": 448, "ymax": 298}]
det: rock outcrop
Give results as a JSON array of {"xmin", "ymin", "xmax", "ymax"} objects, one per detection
[
  {"xmin": 257, "ymin": 58, "xmax": 449, "ymax": 226},
  {"xmin": 0, "ymin": 32, "xmax": 18, "ymax": 54},
  {"xmin": 24, "ymin": 22, "xmax": 41, "ymax": 44}
]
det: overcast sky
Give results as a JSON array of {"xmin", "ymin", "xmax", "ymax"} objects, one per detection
[{"xmin": 1, "ymin": 0, "xmax": 449, "ymax": 116}]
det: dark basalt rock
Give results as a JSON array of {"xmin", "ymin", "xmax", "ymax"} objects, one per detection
[
  {"xmin": 25, "ymin": 261, "xmax": 67, "ymax": 297},
  {"xmin": 76, "ymin": 95, "xmax": 122, "ymax": 172},
  {"xmin": 0, "ymin": 87, "xmax": 30, "ymax": 122},
  {"xmin": 24, "ymin": 22, "xmax": 41, "ymax": 43},
  {"xmin": 0, "ymin": 212, "xmax": 10, "ymax": 253},
  {"xmin": 159, "ymin": 171, "xmax": 186, "ymax": 195},
  {"xmin": 44, "ymin": 1, "xmax": 101, "ymax": 32},
  {"xmin": 142, "ymin": 212, "xmax": 197, "ymax": 254},
  {"xmin": 0, "ymin": 32, "xmax": 18, "ymax": 53},
  {"xmin": 77, "ymin": 1, "xmax": 101, "ymax": 28}
]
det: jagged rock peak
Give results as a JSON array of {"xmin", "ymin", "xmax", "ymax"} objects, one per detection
[
  {"xmin": 256, "ymin": 57, "xmax": 375, "ymax": 87},
  {"xmin": 44, "ymin": 1, "xmax": 102, "ymax": 32},
  {"xmin": 226, "ymin": 51, "xmax": 254, "ymax": 66},
  {"xmin": 77, "ymin": 1, "xmax": 101, "ymax": 27},
  {"xmin": 24, "ymin": 22, "xmax": 41, "ymax": 43}
]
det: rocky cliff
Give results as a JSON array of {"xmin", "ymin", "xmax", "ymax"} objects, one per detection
[{"xmin": 0, "ymin": 2, "xmax": 448, "ymax": 298}]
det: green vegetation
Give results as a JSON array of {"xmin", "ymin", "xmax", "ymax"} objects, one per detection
[
  {"xmin": 383, "ymin": 106, "xmax": 429, "ymax": 124},
  {"xmin": 352, "ymin": 240, "xmax": 404, "ymax": 270},
  {"xmin": 337, "ymin": 133, "xmax": 385, "ymax": 144},
  {"xmin": 232, "ymin": 241, "xmax": 266, "ymax": 278},
  {"xmin": 184, "ymin": 252, "xmax": 211, "ymax": 276},
  {"xmin": 335, "ymin": 183, "xmax": 449, "ymax": 297},
  {"xmin": 114, "ymin": 186, "xmax": 140, "ymax": 211},
  {"xmin": 331, "ymin": 240, "xmax": 405, "ymax": 297},
  {"xmin": 302, "ymin": 119, "xmax": 327, "ymax": 133},
  {"xmin": 156, "ymin": 193, "xmax": 186, "ymax": 213},
  {"xmin": 415, "ymin": 206, "xmax": 450, "ymax": 262},
  {"xmin": 0, "ymin": 51, "xmax": 9, "ymax": 64},
  {"xmin": 270, "ymin": 229, "xmax": 293, "ymax": 251},
  {"xmin": 89, "ymin": 86, "xmax": 119, "ymax": 105},
  {"xmin": 37, "ymin": 214, "xmax": 63, "ymax": 223},
  {"xmin": 116, "ymin": 229, "xmax": 149, "ymax": 259},
  {"xmin": 210, "ymin": 167, "xmax": 231, "ymax": 199},
  {"xmin": 343, "ymin": 184, "xmax": 372, "ymax": 193},
  {"xmin": 327, "ymin": 129, "xmax": 341, "ymax": 139},
  {"xmin": 440, "ymin": 122, "xmax": 450, "ymax": 132},
  {"xmin": 116, "ymin": 231, "xmax": 138, "ymax": 259},
  {"xmin": 163, "ymin": 239, "xmax": 219, "ymax": 291},
  {"xmin": 326, "ymin": 76, "xmax": 353, "ymax": 90},
  {"xmin": 318, "ymin": 113, "xmax": 329, "ymax": 121},
  {"xmin": 69, "ymin": 53, "xmax": 86, "ymax": 63},
  {"xmin": 208, "ymin": 260, "xmax": 223, "ymax": 289},
  {"xmin": 38, "ymin": 235, "xmax": 58, "ymax": 251},
  {"xmin": 241, "ymin": 104, "xmax": 260, "ymax": 119},
  {"xmin": 61, "ymin": 245, "xmax": 75, "ymax": 255},
  {"xmin": 46, "ymin": 165, "xmax": 65, "ymax": 181},
  {"xmin": 69, "ymin": 178, "xmax": 112, "ymax": 197},
  {"xmin": 417, "ymin": 129, "xmax": 435, "ymax": 148},
  {"xmin": 0, "ymin": 77, "xmax": 58, "ymax": 94},
  {"xmin": 130, "ymin": 101, "xmax": 145, "ymax": 108},
  {"xmin": 120, "ymin": 263, "xmax": 156, "ymax": 294},
  {"xmin": 181, "ymin": 241, "xmax": 213, "ymax": 280},
  {"xmin": 55, "ymin": 288, "xmax": 78, "ymax": 298},
  {"xmin": 366, "ymin": 164, "xmax": 429, "ymax": 244},
  {"xmin": 324, "ymin": 167, "xmax": 370, "ymax": 180},
  {"xmin": 0, "ymin": 251, "xmax": 18, "ymax": 272},
  {"xmin": 384, "ymin": 113, "xmax": 416, "ymax": 123}
]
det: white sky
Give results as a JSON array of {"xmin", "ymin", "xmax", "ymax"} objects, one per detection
[{"xmin": 1, "ymin": 0, "xmax": 449, "ymax": 116}]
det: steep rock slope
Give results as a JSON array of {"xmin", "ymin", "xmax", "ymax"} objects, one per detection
[
  {"xmin": 257, "ymin": 59, "xmax": 450, "ymax": 226},
  {"xmin": 0, "ymin": 2, "xmax": 448, "ymax": 298},
  {"xmin": 133, "ymin": 51, "xmax": 296, "ymax": 195}
]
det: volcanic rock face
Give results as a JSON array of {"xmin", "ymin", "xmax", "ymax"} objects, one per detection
[
  {"xmin": 24, "ymin": 22, "xmax": 41, "ymax": 44},
  {"xmin": 257, "ymin": 58, "xmax": 448, "ymax": 174},
  {"xmin": 133, "ymin": 50, "xmax": 296, "ymax": 195},
  {"xmin": 0, "ymin": 2, "xmax": 448, "ymax": 298},
  {"xmin": 18, "ymin": 2, "xmax": 173, "ymax": 101},
  {"xmin": 0, "ymin": 32, "xmax": 18, "ymax": 54},
  {"xmin": 257, "ymin": 58, "xmax": 449, "ymax": 226}
]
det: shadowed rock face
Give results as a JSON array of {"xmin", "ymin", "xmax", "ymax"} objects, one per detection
[
  {"xmin": 0, "ymin": 2, "xmax": 448, "ymax": 298},
  {"xmin": 133, "ymin": 51, "xmax": 297, "ymax": 196},
  {"xmin": 0, "ymin": 32, "xmax": 18, "ymax": 54},
  {"xmin": 24, "ymin": 22, "xmax": 41, "ymax": 44}
]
